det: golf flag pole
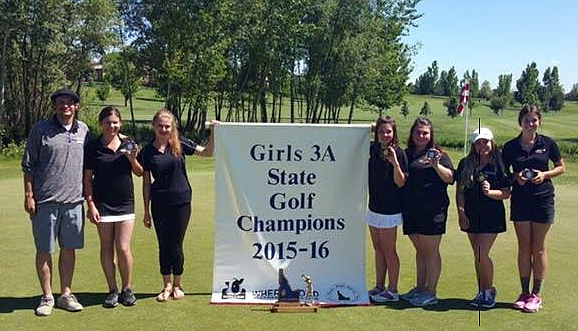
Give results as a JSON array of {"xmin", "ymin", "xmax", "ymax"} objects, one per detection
[{"xmin": 458, "ymin": 81, "xmax": 470, "ymax": 156}]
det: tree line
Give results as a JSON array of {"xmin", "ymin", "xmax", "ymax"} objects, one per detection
[
  {"xmin": 412, "ymin": 60, "xmax": 568, "ymax": 115},
  {"xmin": 0, "ymin": 0, "xmax": 422, "ymax": 146}
]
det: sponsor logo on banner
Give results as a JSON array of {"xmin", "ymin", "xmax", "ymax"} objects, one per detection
[
  {"xmin": 252, "ymin": 288, "xmax": 320, "ymax": 301},
  {"xmin": 327, "ymin": 284, "xmax": 360, "ymax": 302},
  {"xmin": 221, "ymin": 277, "xmax": 247, "ymax": 300}
]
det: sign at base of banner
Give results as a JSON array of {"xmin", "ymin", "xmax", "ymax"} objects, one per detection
[
  {"xmin": 270, "ymin": 302, "xmax": 318, "ymax": 313},
  {"xmin": 270, "ymin": 268, "xmax": 318, "ymax": 313}
]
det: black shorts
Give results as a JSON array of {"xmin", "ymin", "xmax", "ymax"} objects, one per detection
[
  {"xmin": 510, "ymin": 194, "xmax": 555, "ymax": 224},
  {"xmin": 403, "ymin": 208, "xmax": 447, "ymax": 236}
]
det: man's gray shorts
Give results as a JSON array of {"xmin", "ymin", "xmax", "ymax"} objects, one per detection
[{"xmin": 31, "ymin": 202, "xmax": 84, "ymax": 253}]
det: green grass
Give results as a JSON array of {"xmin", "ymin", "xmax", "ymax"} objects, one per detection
[
  {"xmin": 2, "ymin": 89, "xmax": 577, "ymax": 329},
  {"xmin": 1, "ymin": 152, "xmax": 578, "ymax": 330},
  {"xmin": 83, "ymin": 84, "xmax": 165, "ymax": 122},
  {"xmin": 83, "ymin": 86, "xmax": 578, "ymax": 158}
]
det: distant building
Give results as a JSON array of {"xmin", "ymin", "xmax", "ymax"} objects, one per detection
[{"xmin": 90, "ymin": 58, "xmax": 104, "ymax": 81}]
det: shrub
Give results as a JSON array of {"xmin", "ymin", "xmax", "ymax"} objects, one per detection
[
  {"xmin": 1, "ymin": 141, "xmax": 26, "ymax": 158},
  {"xmin": 96, "ymin": 83, "xmax": 111, "ymax": 101}
]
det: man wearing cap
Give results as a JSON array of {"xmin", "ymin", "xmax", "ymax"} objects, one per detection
[{"xmin": 22, "ymin": 89, "xmax": 90, "ymax": 316}]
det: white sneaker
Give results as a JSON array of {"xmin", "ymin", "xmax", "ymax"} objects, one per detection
[
  {"xmin": 35, "ymin": 296, "xmax": 54, "ymax": 316},
  {"xmin": 56, "ymin": 294, "xmax": 83, "ymax": 312}
]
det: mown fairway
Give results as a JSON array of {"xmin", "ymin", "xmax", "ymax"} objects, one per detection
[
  {"xmin": 1, "ymin": 91, "xmax": 577, "ymax": 330},
  {"xmin": 84, "ymin": 87, "xmax": 578, "ymax": 158}
]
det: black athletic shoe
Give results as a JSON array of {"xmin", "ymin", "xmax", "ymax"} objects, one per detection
[
  {"xmin": 103, "ymin": 291, "xmax": 119, "ymax": 308},
  {"xmin": 120, "ymin": 289, "xmax": 137, "ymax": 306}
]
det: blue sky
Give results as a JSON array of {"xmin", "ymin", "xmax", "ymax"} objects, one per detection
[{"xmin": 404, "ymin": 0, "xmax": 577, "ymax": 91}]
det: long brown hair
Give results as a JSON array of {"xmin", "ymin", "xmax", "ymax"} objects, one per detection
[
  {"xmin": 406, "ymin": 117, "xmax": 443, "ymax": 157},
  {"xmin": 374, "ymin": 116, "xmax": 398, "ymax": 147},
  {"xmin": 458, "ymin": 141, "xmax": 506, "ymax": 190},
  {"xmin": 153, "ymin": 109, "xmax": 182, "ymax": 157}
]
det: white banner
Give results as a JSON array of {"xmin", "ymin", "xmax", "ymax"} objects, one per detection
[{"xmin": 211, "ymin": 123, "xmax": 370, "ymax": 305}]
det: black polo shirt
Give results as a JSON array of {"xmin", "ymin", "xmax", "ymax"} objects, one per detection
[
  {"xmin": 455, "ymin": 159, "xmax": 509, "ymax": 233},
  {"xmin": 403, "ymin": 149, "xmax": 454, "ymax": 211},
  {"xmin": 502, "ymin": 134, "xmax": 561, "ymax": 197},
  {"xmin": 84, "ymin": 137, "xmax": 135, "ymax": 216},
  {"xmin": 138, "ymin": 138, "xmax": 197, "ymax": 205},
  {"xmin": 368, "ymin": 143, "xmax": 408, "ymax": 215}
]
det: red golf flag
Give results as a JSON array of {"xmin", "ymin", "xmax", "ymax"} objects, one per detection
[{"xmin": 457, "ymin": 82, "xmax": 470, "ymax": 115}]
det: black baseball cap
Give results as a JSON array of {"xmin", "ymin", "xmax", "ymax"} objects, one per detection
[{"xmin": 51, "ymin": 89, "xmax": 80, "ymax": 103}]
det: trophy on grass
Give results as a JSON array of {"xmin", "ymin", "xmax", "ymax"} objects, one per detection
[
  {"xmin": 270, "ymin": 268, "xmax": 318, "ymax": 313},
  {"xmin": 301, "ymin": 274, "xmax": 316, "ymax": 306}
]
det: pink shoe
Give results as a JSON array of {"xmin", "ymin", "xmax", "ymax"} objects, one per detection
[
  {"xmin": 513, "ymin": 293, "xmax": 530, "ymax": 310},
  {"xmin": 372, "ymin": 289, "xmax": 399, "ymax": 303},
  {"xmin": 368, "ymin": 286, "xmax": 385, "ymax": 296},
  {"xmin": 523, "ymin": 294, "xmax": 542, "ymax": 313}
]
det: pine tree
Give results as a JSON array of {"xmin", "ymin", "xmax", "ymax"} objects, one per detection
[
  {"xmin": 479, "ymin": 80, "xmax": 492, "ymax": 100},
  {"xmin": 516, "ymin": 62, "xmax": 540, "ymax": 104},
  {"xmin": 400, "ymin": 101, "xmax": 410, "ymax": 118},
  {"xmin": 445, "ymin": 96, "xmax": 459, "ymax": 118},
  {"xmin": 419, "ymin": 101, "xmax": 431, "ymax": 117}
]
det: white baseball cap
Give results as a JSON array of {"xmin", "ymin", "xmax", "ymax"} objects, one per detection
[{"xmin": 472, "ymin": 127, "xmax": 494, "ymax": 143}]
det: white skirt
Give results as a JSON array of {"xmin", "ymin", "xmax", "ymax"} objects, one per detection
[
  {"xmin": 366, "ymin": 210, "xmax": 403, "ymax": 229},
  {"xmin": 99, "ymin": 214, "xmax": 135, "ymax": 223}
]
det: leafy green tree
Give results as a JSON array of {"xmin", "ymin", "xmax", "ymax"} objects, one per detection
[
  {"xmin": 434, "ymin": 70, "xmax": 446, "ymax": 96},
  {"xmin": 538, "ymin": 68, "xmax": 552, "ymax": 112},
  {"xmin": 495, "ymin": 74, "xmax": 512, "ymax": 97},
  {"xmin": 0, "ymin": 0, "xmax": 20, "ymax": 120},
  {"xmin": 445, "ymin": 96, "xmax": 459, "ymax": 118},
  {"xmin": 415, "ymin": 60, "xmax": 439, "ymax": 95},
  {"xmin": 104, "ymin": 48, "xmax": 141, "ymax": 133},
  {"xmin": 419, "ymin": 101, "xmax": 431, "ymax": 117},
  {"xmin": 445, "ymin": 66, "xmax": 459, "ymax": 96},
  {"xmin": 66, "ymin": 0, "xmax": 120, "ymax": 94},
  {"xmin": 400, "ymin": 101, "xmax": 410, "ymax": 118},
  {"xmin": 539, "ymin": 66, "xmax": 564, "ymax": 111},
  {"xmin": 96, "ymin": 82, "xmax": 111, "ymax": 101},
  {"xmin": 1, "ymin": 0, "xmax": 120, "ymax": 145},
  {"xmin": 435, "ymin": 66, "xmax": 458, "ymax": 97},
  {"xmin": 120, "ymin": 0, "xmax": 421, "ymax": 129},
  {"xmin": 340, "ymin": 0, "xmax": 420, "ymax": 120},
  {"xmin": 479, "ymin": 80, "xmax": 492, "ymax": 100},
  {"xmin": 125, "ymin": 0, "xmax": 228, "ymax": 132},
  {"xmin": 407, "ymin": 82, "xmax": 416, "ymax": 94},
  {"xmin": 461, "ymin": 70, "xmax": 470, "ymax": 87},
  {"xmin": 470, "ymin": 69, "xmax": 479, "ymax": 98},
  {"xmin": 515, "ymin": 62, "xmax": 540, "ymax": 104},
  {"xmin": 494, "ymin": 73, "xmax": 512, "ymax": 112},
  {"xmin": 489, "ymin": 96, "xmax": 508, "ymax": 115},
  {"xmin": 566, "ymin": 83, "xmax": 578, "ymax": 101}
]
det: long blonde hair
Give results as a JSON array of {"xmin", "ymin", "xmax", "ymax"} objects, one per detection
[{"xmin": 153, "ymin": 109, "xmax": 182, "ymax": 157}]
